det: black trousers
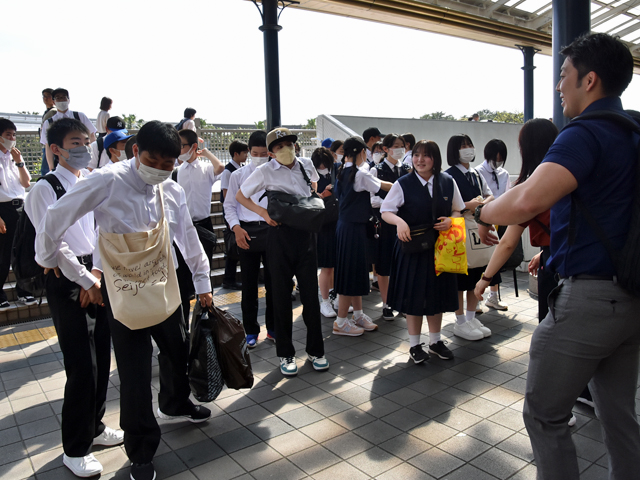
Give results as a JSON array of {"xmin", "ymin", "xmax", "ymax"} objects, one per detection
[
  {"xmin": 222, "ymin": 216, "xmax": 239, "ymax": 284},
  {"xmin": 238, "ymin": 224, "xmax": 274, "ymax": 335},
  {"xmin": 102, "ymin": 283, "xmax": 193, "ymax": 464},
  {"xmin": 46, "ymin": 269, "xmax": 110, "ymax": 457},
  {"xmin": 0, "ymin": 201, "xmax": 30, "ymax": 301},
  {"xmin": 265, "ymin": 225, "xmax": 324, "ymax": 358}
]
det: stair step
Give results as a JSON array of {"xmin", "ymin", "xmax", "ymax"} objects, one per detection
[{"xmin": 0, "ymin": 297, "xmax": 51, "ymax": 326}]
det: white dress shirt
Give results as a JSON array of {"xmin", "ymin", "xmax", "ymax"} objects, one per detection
[
  {"xmin": 241, "ymin": 157, "xmax": 319, "ymax": 198},
  {"xmin": 370, "ymin": 158, "xmax": 402, "ymax": 209},
  {"xmin": 220, "ymin": 160, "xmax": 242, "ymax": 191},
  {"xmin": 342, "ymin": 162, "xmax": 382, "ymax": 194},
  {"xmin": 89, "ymin": 141, "xmax": 112, "ymax": 170},
  {"xmin": 0, "ymin": 150, "xmax": 27, "ymax": 202},
  {"xmin": 475, "ymin": 160, "xmax": 511, "ymax": 199},
  {"xmin": 40, "ymin": 110, "xmax": 97, "ymax": 145},
  {"xmin": 35, "ymin": 158, "xmax": 211, "ymax": 295},
  {"xmin": 25, "ymin": 167, "xmax": 98, "ymax": 290},
  {"xmin": 177, "ymin": 158, "xmax": 220, "ymax": 222},
  {"xmin": 381, "ymin": 173, "xmax": 465, "ymax": 214},
  {"xmin": 224, "ymin": 162, "xmax": 268, "ymax": 228},
  {"xmin": 183, "ymin": 119, "xmax": 197, "ymax": 133},
  {"xmin": 96, "ymin": 111, "xmax": 109, "ymax": 134},
  {"xmin": 455, "ymin": 163, "xmax": 494, "ymax": 197},
  {"xmin": 402, "ymin": 150, "xmax": 413, "ymax": 168}
]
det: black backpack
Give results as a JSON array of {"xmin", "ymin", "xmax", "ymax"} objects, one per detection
[
  {"xmin": 11, "ymin": 175, "xmax": 66, "ymax": 296},
  {"xmin": 96, "ymin": 136, "xmax": 104, "ymax": 165},
  {"xmin": 175, "ymin": 118, "xmax": 188, "ymax": 130},
  {"xmin": 47, "ymin": 111, "xmax": 80, "ymax": 125},
  {"xmin": 568, "ymin": 109, "xmax": 640, "ymax": 295}
]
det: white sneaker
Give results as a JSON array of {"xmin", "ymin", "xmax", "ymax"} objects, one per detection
[
  {"xmin": 332, "ymin": 296, "xmax": 353, "ymax": 313},
  {"xmin": 307, "ymin": 354, "xmax": 330, "ymax": 371},
  {"xmin": 63, "ymin": 453, "xmax": 103, "ymax": 477},
  {"xmin": 453, "ymin": 321, "xmax": 484, "ymax": 341},
  {"xmin": 333, "ymin": 319, "xmax": 364, "ymax": 337},
  {"xmin": 468, "ymin": 317, "xmax": 492, "ymax": 337},
  {"xmin": 17, "ymin": 296, "xmax": 38, "ymax": 306},
  {"xmin": 568, "ymin": 415, "xmax": 577, "ymax": 427},
  {"xmin": 280, "ymin": 357, "xmax": 298, "ymax": 376},
  {"xmin": 320, "ymin": 301, "xmax": 337, "ymax": 318},
  {"xmin": 485, "ymin": 295, "xmax": 508, "ymax": 311},
  {"xmin": 353, "ymin": 313, "xmax": 378, "ymax": 331},
  {"xmin": 93, "ymin": 426, "xmax": 124, "ymax": 446},
  {"xmin": 476, "ymin": 301, "xmax": 484, "ymax": 314}
]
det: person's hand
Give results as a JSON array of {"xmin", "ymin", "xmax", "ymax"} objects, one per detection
[
  {"xmin": 528, "ymin": 252, "xmax": 542, "ymax": 276},
  {"xmin": 233, "ymin": 225, "xmax": 251, "ymax": 250},
  {"xmin": 80, "ymin": 282, "xmax": 102, "ymax": 308},
  {"xmin": 467, "ymin": 199, "xmax": 482, "ymax": 211},
  {"xmin": 396, "ymin": 219, "xmax": 411, "ymax": 242},
  {"xmin": 261, "ymin": 208, "xmax": 279, "ymax": 227},
  {"xmin": 43, "ymin": 266, "xmax": 61, "ymax": 278},
  {"xmin": 91, "ymin": 269, "xmax": 102, "ymax": 281},
  {"xmin": 434, "ymin": 216, "xmax": 451, "ymax": 231},
  {"xmin": 478, "ymin": 224, "xmax": 499, "ymax": 245},
  {"xmin": 10, "ymin": 147, "xmax": 21, "ymax": 163},
  {"xmin": 198, "ymin": 137, "xmax": 204, "ymax": 144},
  {"xmin": 319, "ymin": 189, "xmax": 333, "ymax": 199},
  {"xmin": 199, "ymin": 292, "xmax": 213, "ymax": 307},
  {"xmin": 474, "ymin": 278, "xmax": 490, "ymax": 301},
  {"xmin": 0, "ymin": 216, "xmax": 6, "ymax": 234}
]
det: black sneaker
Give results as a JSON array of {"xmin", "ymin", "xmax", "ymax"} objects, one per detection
[
  {"xmin": 0, "ymin": 301, "xmax": 10, "ymax": 312},
  {"xmin": 130, "ymin": 462, "xmax": 156, "ymax": 480},
  {"xmin": 328, "ymin": 289, "xmax": 337, "ymax": 301},
  {"xmin": 409, "ymin": 343, "xmax": 430, "ymax": 364},
  {"xmin": 371, "ymin": 281, "xmax": 379, "ymax": 291},
  {"xmin": 157, "ymin": 404, "xmax": 211, "ymax": 423},
  {"xmin": 222, "ymin": 282, "xmax": 242, "ymax": 290},
  {"xmin": 428, "ymin": 341, "xmax": 454, "ymax": 360},
  {"xmin": 382, "ymin": 308, "xmax": 395, "ymax": 321}
]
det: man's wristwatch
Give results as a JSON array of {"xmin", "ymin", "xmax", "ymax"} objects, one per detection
[
  {"xmin": 474, "ymin": 204, "xmax": 492, "ymax": 227},
  {"xmin": 15, "ymin": 162, "xmax": 25, "ymax": 168}
]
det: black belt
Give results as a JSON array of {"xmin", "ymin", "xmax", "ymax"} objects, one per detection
[
  {"xmin": 559, "ymin": 274, "xmax": 615, "ymax": 281},
  {"xmin": 0, "ymin": 199, "xmax": 24, "ymax": 207},
  {"xmin": 76, "ymin": 255, "xmax": 92, "ymax": 266},
  {"xmin": 240, "ymin": 221, "xmax": 268, "ymax": 226},
  {"xmin": 193, "ymin": 217, "xmax": 212, "ymax": 226}
]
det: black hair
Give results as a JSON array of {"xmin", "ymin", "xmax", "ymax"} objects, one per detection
[
  {"xmin": 339, "ymin": 136, "xmax": 368, "ymax": 184},
  {"xmin": 381, "ymin": 133, "xmax": 406, "ymax": 159},
  {"xmin": 0, "ymin": 119, "xmax": 17, "ymax": 136},
  {"xmin": 229, "ymin": 140, "xmax": 249, "ymax": 158},
  {"xmin": 248, "ymin": 130, "xmax": 267, "ymax": 149},
  {"xmin": 179, "ymin": 129, "xmax": 198, "ymax": 147},
  {"xmin": 446, "ymin": 134, "xmax": 474, "ymax": 166},
  {"xmin": 560, "ymin": 33, "xmax": 633, "ymax": 97},
  {"xmin": 125, "ymin": 135, "xmax": 137, "ymax": 160},
  {"xmin": 401, "ymin": 133, "xmax": 416, "ymax": 151},
  {"xmin": 46, "ymin": 118, "xmax": 89, "ymax": 148},
  {"xmin": 330, "ymin": 140, "xmax": 343, "ymax": 153},
  {"xmin": 312, "ymin": 147, "xmax": 335, "ymax": 170},
  {"xmin": 363, "ymin": 128, "xmax": 381, "ymax": 143},
  {"xmin": 52, "ymin": 88, "xmax": 69, "ymax": 100},
  {"xmin": 136, "ymin": 121, "xmax": 181, "ymax": 159},
  {"xmin": 107, "ymin": 140, "xmax": 125, "ymax": 160},
  {"xmin": 100, "ymin": 97, "xmax": 112, "ymax": 111},
  {"xmin": 516, "ymin": 119, "xmax": 559, "ymax": 186},
  {"xmin": 184, "ymin": 107, "xmax": 196, "ymax": 119},
  {"xmin": 371, "ymin": 141, "xmax": 383, "ymax": 154},
  {"xmin": 42, "ymin": 88, "xmax": 53, "ymax": 96},
  {"xmin": 413, "ymin": 140, "xmax": 443, "ymax": 174},
  {"xmin": 484, "ymin": 139, "xmax": 507, "ymax": 165}
]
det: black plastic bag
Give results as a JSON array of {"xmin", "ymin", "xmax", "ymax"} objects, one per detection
[
  {"xmin": 188, "ymin": 303, "xmax": 224, "ymax": 402},
  {"xmin": 211, "ymin": 306, "xmax": 254, "ymax": 390}
]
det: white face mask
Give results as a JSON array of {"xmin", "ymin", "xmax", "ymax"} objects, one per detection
[
  {"xmin": 178, "ymin": 152, "xmax": 192, "ymax": 163},
  {"xmin": 336, "ymin": 154, "xmax": 343, "ymax": 163},
  {"xmin": 137, "ymin": 159, "xmax": 172, "ymax": 185},
  {"xmin": 58, "ymin": 145, "xmax": 92, "ymax": 170},
  {"xmin": 372, "ymin": 152, "xmax": 383, "ymax": 164},
  {"xmin": 275, "ymin": 145, "xmax": 296, "ymax": 166},
  {"xmin": 390, "ymin": 148, "xmax": 405, "ymax": 160},
  {"xmin": 0, "ymin": 137, "xmax": 16, "ymax": 151},
  {"xmin": 251, "ymin": 155, "xmax": 269, "ymax": 167},
  {"xmin": 55, "ymin": 101, "xmax": 69, "ymax": 111},
  {"xmin": 116, "ymin": 149, "xmax": 128, "ymax": 162},
  {"xmin": 317, "ymin": 167, "xmax": 329, "ymax": 175},
  {"xmin": 459, "ymin": 147, "xmax": 475, "ymax": 163},
  {"xmin": 491, "ymin": 160, "xmax": 504, "ymax": 170}
]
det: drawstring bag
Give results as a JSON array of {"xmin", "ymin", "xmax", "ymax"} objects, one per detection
[
  {"xmin": 434, "ymin": 217, "xmax": 468, "ymax": 276},
  {"xmin": 211, "ymin": 305, "xmax": 254, "ymax": 390},
  {"xmin": 189, "ymin": 302, "xmax": 224, "ymax": 402}
]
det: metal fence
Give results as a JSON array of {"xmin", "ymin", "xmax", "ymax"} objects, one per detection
[{"xmin": 16, "ymin": 128, "xmax": 318, "ymax": 176}]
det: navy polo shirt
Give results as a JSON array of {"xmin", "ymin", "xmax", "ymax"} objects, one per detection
[{"xmin": 545, "ymin": 96, "xmax": 638, "ymax": 277}]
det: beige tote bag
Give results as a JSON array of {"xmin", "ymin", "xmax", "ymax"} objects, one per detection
[
  {"xmin": 463, "ymin": 210, "xmax": 496, "ymax": 269},
  {"xmin": 99, "ymin": 183, "xmax": 181, "ymax": 330}
]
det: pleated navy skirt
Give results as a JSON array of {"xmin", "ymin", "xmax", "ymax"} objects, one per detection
[
  {"xmin": 317, "ymin": 222, "xmax": 337, "ymax": 268},
  {"xmin": 376, "ymin": 220, "xmax": 396, "ymax": 276},
  {"xmin": 388, "ymin": 239, "xmax": 459, "ymax": 316},
  {"xmin": 334, "ymin": 220, "xmax": 370, "ymax": 296}
]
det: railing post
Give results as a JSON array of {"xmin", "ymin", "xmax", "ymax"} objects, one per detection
[
  {"xmin": 517, "ymin": 45, "xmax": 539, "ymax": 123},
  {"xmin": 260, "ymin": 0, "xmax": 282, "ymax": 131}
]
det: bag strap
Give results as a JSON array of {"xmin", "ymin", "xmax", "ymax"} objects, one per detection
[
  {"xmin": 431, "ymin": 173, "xmax": 438, "ymax": 226},
  {"xmin": 297, "ymin": 159, "xmax": 312, "ymax": 187},
  {"xmin": 38, "ymin": 174, "xmax": 66, "ymax": 200},
  {"xmin": 534, "ymin": 217, "xmax": 551, "ymax": 236},
  {"xmin": 331, "ymin": 163, "xmax": 336, "ymax": 186}
]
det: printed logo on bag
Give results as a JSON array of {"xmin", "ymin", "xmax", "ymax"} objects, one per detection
[{"xmin": 468, "ymin": 228, "xmax": 492, "ymax": 250}]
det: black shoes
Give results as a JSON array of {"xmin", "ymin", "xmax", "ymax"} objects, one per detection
[
  {"xmin": 222, "ymin": 282, "xmax": 242, "ymax": 290},
  {"xmin": 409, "ymin": 343, "xmax": 430, "ymax": 364},
  {"xmin": 382, "ymin": 308, "xmax": 395, "ymax": 321},
  {"xmin": 428, "ymin": 341, "xmax": 454, "ymax": 360},
  {"xmin": 157, "ymin": 404, "xmax": 211, "ymax": 424},
  {"xmin": 130, "ymin": 462, "xmax": 156, "ymax": 480}
]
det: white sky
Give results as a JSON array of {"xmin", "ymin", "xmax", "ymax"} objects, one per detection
[{"xmin": 3, "ymin": 0, "xmax": 640, "ymax": 125}]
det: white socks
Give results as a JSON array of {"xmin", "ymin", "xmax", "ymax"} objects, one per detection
[
  {"xmin": 488, "ymin": 291, "xmax": 498, "ymax": 300},
  {"xmin": 322, "ymin": 297, "xmax": 331, "ymax": 304},
  {"xmin": 430, "ymin": 332, "xmax": 441, "ymax": 345},
  {"xmin": 409, "ymin": 334, "xmax": 421, "ymax": 347},
  {"xmin": 354, "ymin": 309, "xmax": 363, "ymax": 318},
  {"xmin": 466, "ymin": 310, "xmax": 476, "ymax": 323},
  {"xmin": 455, "ymin": 314, "xmax": 467, "ymax": 325},
  {"xmin": 336, "ymin": 316, "xmax": 347, "ymax": 328}
]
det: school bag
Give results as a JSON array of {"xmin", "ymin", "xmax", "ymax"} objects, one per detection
[
  {"xmin": 188, "ymin": 302, "xmax": 225, "ymax": 402},
  {"xmin": 175, "ymin": 118, "xmax": 188, "ymax": 130},
  {"xmin": 11, "ymin": 175, "xmax": 66, "ymax": 296},
  {"xmin": 567, "ymin": 109, "xmax": 640, "ymax": 296},
  {"xmin": 47, "ymin": 111, "xmax": 80, "ymax": 125}
]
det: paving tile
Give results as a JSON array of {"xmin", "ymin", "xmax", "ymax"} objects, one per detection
[
  {"xmin": 438, "ymin": 432, "xmax": 492, "ymax": 461},
  {"xmin": 288, "ymin": 386, "xmax": 332, "ymax": 405},
  {"xmin": 470, "ymin": 447, "xmax": 528, "ymax": 479},
  {"xmin": 29, "ymin": 446, "xmax": 64, "ymax": 473},
  {"xmin": 432, "ymin": 387, "xmax": 475, "ymax": 407},
  {"xmin": 229, "ymin": 442, "xmax": 282, "ymax": 472},
  {"xmin": 247, "ymin": 415, "xmax": 295, "ymax": 440},
  {"xmin": 312, "ymin": 460, "xmax": 370, "ymax": 480},
  {"xmin": 0, "ymin": 439, "xmax": 28, "ymax": 466},
  {"xmin": 335, "ymin": 385, "xmax": 376, "ymax": 406},
  {"xmin": 198, "ymin": 412, "xmax": 243, "ymax": 438},
  {"xmin": 24, "ymin": 429, "xmax": 62, "ymax": 455},
  {"xmin": 406, "ymin": 377, "xmax": 449, "ymax": 396},
  {"xmin": 18, "ymin": 414, "xmax": 59, "ymax": 439},
  {"xmin": 173, "ymin": 438, "xmax": 225, "ymax": 468},
  {"xmin": 288, "ymin": 444, "xmax": 340, "ymax": 475},
  {"xmin": 261, "ymin": 395, "xmax": 304, "ymax": 415},
  {"xmin": 329, "ymin": 407, "xmax": 376, "ymax": 430},
  {"xmin": 380, "ymin": 407, "xmax": 429, "ymax": 432},
  {"xmin": 434, "ymin": 408, "xmax": 483, "ymax": 431},
  {"xmin": 409, "ymin": 419, "xmax": 458, "ymax": 445},
  {"xmin": 229, "ymin": 404, "xmax": 274, "ymax": 426},
  {"xmin": 277, "ymin": 405, "xmax": 324, "ymax": 429},
  {"xmin": 0, "ymin": 425, "xmax": 21, "ymax": 446},
  {"xmin": 408, "ymin": 447, "xmax": 465, "ymax": 478},
  {"xmin": 406, "ymin": 396, "xmax": 453, "ymax": 418},
  {"xmin": 496, "ymin": 432, "xmax": 534, "ymax": 462},
  {"xmin": 323, "ymin": 432, "xmax": 374, "ymax": 459},
  {"xmin": 375, "ymin": 461, "xmax": 436, "ymax": 480},
  {"xmin": 459, "ymin": 396, "xmax": 505, "ymax": 418},
  {"xmin": 356, "ymin": 397, "xmax": 402, "ymax": 418},
  {"xmin": 442, "ymin": 463, "xmax": 501, "ymax": 480},
  {"xmin": 162, "ymin": 425, "xmax": 208, "ymax": 450},
  {"xmin": 265, "ymin": 430, "xmax": 317, "ymax": 457},
  {"xmin": 212, "ymin": 426, "xmax": 262, "ymax": 453},
  {"xmin": 0, "ymin": 458, "xmax": 34, "ymax": 479},
  {"xmin": 191, "ymin": 455, "xmax": 246, "ymax": 480},
  {"xmin": 299, "ymin": 418, "xmax": 347, "ymax": 443},
  {"xmin": 346, "ymin": 446, "xmax": 402, "ymax": 476},
  {"xmin": 488, "ymin": 408, "xmax": 526, "ymax": 431},
  {"xmin": 250, "ymin": 458, "xmax": 306, "ymax": 480},
  {"xmin": 580, "ymin": 463, "xmax": 609, "ymax": 480},
  {"xmin": 481, "ymin": 386, "xmax": 523, "ymax": 407},
  {"xmin": 354, "ymin": 419, "xmax": 402, "ymax": 444},
  {"xmin": 307, "ymin": 396, "xmax": 352, "ymax": 417},
  {"xmin": 573, "ymin": 433, "xmax": 607, "ymax": 462},
  {"xmin": 383, "ymin": 387, "xmax": 425, "ymax": 407},
  {"xmin": 508, "ymin": 463, "xmax": 538, "ymax": 480}
]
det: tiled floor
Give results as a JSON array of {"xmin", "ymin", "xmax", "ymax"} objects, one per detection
[{"xmin": 0, "ymin": 272, "xmax": 619, "ymax": 479}]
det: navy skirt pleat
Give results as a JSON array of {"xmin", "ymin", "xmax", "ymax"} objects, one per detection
[
  {"xmin": 317, "ymin": 222, "xmax": 337, "ymax": 268},
  {"xmin": 334, "ymin": 220, "xmax": 370, "ymax": 296},
  {"xmin": 376, "ymin": 220, "xmax": 396, "ymax": 276}
]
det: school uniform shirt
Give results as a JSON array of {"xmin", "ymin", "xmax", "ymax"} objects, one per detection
[
  {"xmin": 476, "ymin": 160, "xmax": 511, "ymax": 199},
  {"xmin": 40, "ymin": 110, "xmax": 97, "ymax": 145},
  {"xmin": 25, "ymin": 167, "xmax": 98, "ymax": 290},
  {"xmin": 370, "ymin": 158, "xmax": 403, "ymax": 208},
  {"xmin": 220, "ymin": 160, "xmax": 242, "ymax": 192},
  {"xmin": 182, "ymin": 119, "xmax": 197, "ymax": 133},
  {"xmin": 241, "ymin": 157, "xmax": 319, "ymax": 198},
  {"xmin": 0, "ymin": 149, "xmax": 27, "ymax": 202},
  {"xmin": 381, "ymin": 174, "xmax": 465, "ymax": 214},
  {"xmin": 223, "ymin": 162, "xmax": 268, "ymax": 229},
  {"xmin": 402, "ymin": 150, "xmax": 413, "ymax": 168},
  {"xmin": 341, "ymin": 161, "xmax": 382, "ymax": 195},
  {"xmin": 89, "ymin": 142, "xmax": 111, "ymax": 170},
  {"xmin": 455, "ymin": 163, "xmax": 493, "ymax": 198},
  {"xmin": 96, "ymin": 111, "xmax": 109, "ymax": 134},
  {"xmin": 177, "ymin": 158, "xmax": 221, "ymax": 222},
  {"xmin": 35, "ymin": 158, "xmax": 211, "ymax": 295}
]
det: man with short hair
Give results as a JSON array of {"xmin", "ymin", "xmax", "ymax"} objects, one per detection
[
  {"xmin": 40, "ymin": 88, "xmax": 56, "ymax": 175},
  {"xmin": 178, "ymin": 108, "xmax": 197, "ymax": 132},
  {"xmin": 476, "ymin": 33, "xmax": 640, "ymax": 479},
  {"xmin": 362, "ymin": 127, "xmax": 383, "ymax": 162},
  {"xmin": 89, "ymin": 116, "xmax": 128, "ymax": 170}
]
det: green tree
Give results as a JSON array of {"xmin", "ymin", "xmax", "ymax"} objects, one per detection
[
  {"xmin": 474, "ymin": 109, "xmax": 524, "ymax": 124},
  {"xmin": 305, "ymin": 118, "xmax": 316, "ymax": 129},
  {"xmin": 122, "ymin": 114, "xmax": 145, "ymax": 129},
  {"xmin": 254, "ymin": 120, "xmax": 266, "ymax": 129},
  {"xmin": 18, "ymin": 111, "xmax": 39, "ymax": 115},
  {"xmin": 420, "ymin": 111, "xmax": 455, "ymax": 120}
]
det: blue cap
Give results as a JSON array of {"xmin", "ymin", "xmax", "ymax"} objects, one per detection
[
  {"xmin": 321, "ymin": 137, "xmax": 334, "ymax": 149},
  {"xmin": 104, "ymin": 130, "xmax": 133, "ymax": 151}
]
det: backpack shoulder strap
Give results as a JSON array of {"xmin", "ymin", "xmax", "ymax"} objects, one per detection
[
  {"xmin": 73, "ymin": 111, "xmax": 80, "ymax": 121},
  {"xmin": 297, "ymin": 160, "xmax": 312, "ymax": 187},
  {"xmin": 39, "ymin": 175, "xmax": 66, "ymax": 200},
  {"xmin": 97, "ymin": 136, "xmax": 104, "ymax": 163}
]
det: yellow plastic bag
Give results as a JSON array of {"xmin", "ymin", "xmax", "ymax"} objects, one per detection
[{"xmin": 434, "ymin": 217, "xmax": 468, "ymax": 276}]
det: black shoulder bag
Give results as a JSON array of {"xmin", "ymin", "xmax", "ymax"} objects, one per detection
[
  {"xmin": 400, "ymin": 174, "xmax": 441, "ymax": 254},
  {"xmin": 322, "ymin": 166, "xmax": 339, "ymax": 225}
]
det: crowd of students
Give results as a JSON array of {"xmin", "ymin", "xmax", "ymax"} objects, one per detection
[{"xmin": 1, "ymin": 31, "xmax": 638, "ymax": 480}]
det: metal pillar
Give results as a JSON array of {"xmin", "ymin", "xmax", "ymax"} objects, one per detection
[
  {"xmin": 517, "ymin": 46, "xmax": 539, "ymax": 123},
  {"xmin": 252, "ymin": 0, "xmax": 299, "ymax": 131},
  {"xmin": 552, "ymin": 0, "xmax": 590, "ymax": 127}
]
